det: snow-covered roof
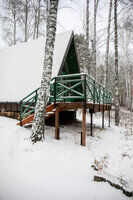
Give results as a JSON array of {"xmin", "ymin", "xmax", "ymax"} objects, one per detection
[{"xmin": 0, "ymin": 31, "xmax": 73, "ymax": 102}]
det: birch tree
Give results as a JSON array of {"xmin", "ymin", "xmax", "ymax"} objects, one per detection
[
  {"xmin": 31, "ymin": 0, "xmax": 59, "ymax": 143},
  {"xmin": 114, "ymin": 0, "xmax": 119, "ymax": 125},
  {"xmin": 93, "ymin": 0, "xmax": 99, "ymax": 80},
  {"xmin": 19, "ymin": 0, "xmax": 32, "ymax": 42},
  {"xmin": 32, "ymin": 0, "xmax": 41, "ymax": 39},
  {"xmin": 105, "ymin": 0, "xmax": 113, "ymax": 88},
  {"xmin": 118, "ymin": 13, "xmax": 133, "ymax": 111},
  {"xmin": 30, "ymin": 0, "xmax": 46, "ymax": 39},
  {"xmin": 1, "ymin": 0, "xmax": 21, "ymax": 45},
  {"xmin": 32, "ymin": 1, "xmax": 38, "ymax": 39},
  {"xmin": 84, "ymin": 0, "xmax": 91, "ymax": 74},
  {"xmin": 75, "ymin": 34, "xmax": 89, "ymax": 73},
  {"xmin": 36, "ymin": 0, "xmax": 41, "ymax": 38}
]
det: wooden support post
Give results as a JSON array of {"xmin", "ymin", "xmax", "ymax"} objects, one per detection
[
  {"xmin": 90, "ymin": 112, "xmax": 93, "ymax": 136},
  {"xmin": 108, "ymin": 107, "xmax": 111, "ymax": 127},
  {"xmin": 74, "ymin": 110, "xmax": 76, "ymax": 120},
  {"xmin": 82, "ymin": 107, "xmax": 86, "ymax": 146},
  {"xmin": 81, "ymin": 132, "xmax": 82, "ymax": 145},
  {"xmin": 55, "ymin": 109, "xmax": 59, "ymax": 140},
  {"xmin": 102, "ymin": 105, "xmax": 104, "ymax": 129},
  {"xmin": 89, "ymin": 109, "xmax": 94, "ymax": 136}
]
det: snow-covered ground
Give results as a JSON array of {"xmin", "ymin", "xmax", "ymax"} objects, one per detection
[{"xmin": 0, "ymin": 108, "xmax": 133, "ymax": 200}]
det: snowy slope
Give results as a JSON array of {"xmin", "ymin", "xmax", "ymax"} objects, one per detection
[
  {"xmin": 0, "ymin": 109, "xmax": 132, "ymax": 200},
  {"xmin": 0, "ymin": 31, "xmax": 72, "ymax": 102}
]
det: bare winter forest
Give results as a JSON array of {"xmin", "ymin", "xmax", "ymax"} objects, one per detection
[
  {"xmin": 0, "ymin": 0, "xmax": 133, "ymax": 112},
  {"xmin": 0, "ymin": 0, "xmax": 133, "ymax": 200}
]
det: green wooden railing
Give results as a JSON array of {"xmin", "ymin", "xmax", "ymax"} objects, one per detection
[
  {"xmin": 18, "ymin": 88, "xmax": 40, "ymax": 126},
  {"xmin": 18, "ymin": 73, "xmax": 112, "ymax": 125},
  {"xmin": 49, "ymin": 73, "xmax": 112, "ymax": 104}
]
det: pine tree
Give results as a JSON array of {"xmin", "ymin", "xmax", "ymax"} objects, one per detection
[{"xmin": 31, "ymin": 0, "xmax": 59, "ymax": 143}]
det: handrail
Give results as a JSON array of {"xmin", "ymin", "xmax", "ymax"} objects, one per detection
[{"xmin": 51, "ymin": 73, "xmax": 111, "ymax": 95}]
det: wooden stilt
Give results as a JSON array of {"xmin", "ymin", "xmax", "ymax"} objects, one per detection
[
  {"xmin": 108, "ymin": 107, "xmax": 110, "ymax": 127},
  {"xmin": 81, "ymin": 132, "xmax": 82, "ymax": 145},
  {"xmin": 89, "ymin": 109, "xmax": 94, "ymax": 136},
  {"xmin": 102, "ymin": 105, "xmax": 104, "ymax": 128},
  {"xmin": 74, "ymin": 110, "xmax": 76, "ymax": 120},
  {"xmin": 90, "ymin": 112, "xmax": 93, "ymax": 136},
  {"xmin": 55, "ymin": 109, "xmax": 59, "ymax": 140},
  {"xmin": 82, "ymin": 107, "xmax": 86, "ymax": 146}
]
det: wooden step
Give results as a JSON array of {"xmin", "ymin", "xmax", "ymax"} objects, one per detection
[
  {"xmin": 17, "ymin": 103, "xmax": 56, "ymax": 126},
  {"xmin": 46, "ymin": 104, "xmax": 55, "ymax": 113},
  {"xmin": 17, "ymin": 114, "xmax": 34, "ymax": 126},
  {"xmin": 17, "ymin": 103, "xmax": 67, "ymax": 126}
]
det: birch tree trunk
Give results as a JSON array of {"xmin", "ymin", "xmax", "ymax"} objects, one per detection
[
  {"xmin": 13, "ymin": 13, "xmax": 17, "ymax": 45},
  {"xmin": 33, "ymin": 7, "xmax": 37, "ymax": 39},
  {"xmin": 105, "ymin": 0, "xmax": 113, "ymax": 87},
  {"xmin": 93, "ymin": 0, "xmax": 99, "ymax": 80},
  {"xmin": 25, "ymin": 0, "xmax": 28, "ymax": 42},
  {"xmin": 85, "ymin": 0, "xmax": 90, "ymax": 74},
  {"xmin": 36, "ymin": 0, "xmax": 41, "ymax": 39},
  {"xmin": 31, "ymin": 0, "xmax": 59, "ymax": 143},
  {"xmin": 46, "ymin": 0, "xmax": 50, "ymax": 33},
  {"xmin": 114, "ymin": 0, "xmax": 119, "ymax": 125}
]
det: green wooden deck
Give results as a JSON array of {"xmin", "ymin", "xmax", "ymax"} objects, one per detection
[{"xmin": 18, "ymin": 73, "xmax": 112, "ymax": 124}]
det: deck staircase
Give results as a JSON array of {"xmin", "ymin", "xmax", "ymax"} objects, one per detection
[
  {"xmin": 17, "ymin": 103, "xmax": 66, "ymax": 126},
  {"xmin": 17, "ymin": 73, "xmax": 112, "ymax": 127}
]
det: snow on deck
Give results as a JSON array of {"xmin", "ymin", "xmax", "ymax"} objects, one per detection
[
  {"xmin": 0, "ymin": 31, "xmax": 72, "ymax": 102},
  {"xmin": 0, "ymin": 109, "xmax": 132, "ymax": 200}
]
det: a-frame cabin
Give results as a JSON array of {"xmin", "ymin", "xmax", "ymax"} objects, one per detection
[
  {"xmin": 0, "ymin": 31, "xmax": 112, "ymax": 146},
  {"xmin": 0, "ymin": 31, "xmax": 81, "ymax": 117}
]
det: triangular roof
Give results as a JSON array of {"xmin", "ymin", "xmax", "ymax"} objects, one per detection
[{"xmin": 0, "ymin": 31, "xmax": 80, "ymax": 102}]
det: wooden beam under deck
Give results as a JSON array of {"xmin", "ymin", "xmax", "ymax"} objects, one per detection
[{"xmin": 56, "ymin": 102, "xmax": 111, "ymax": 112}]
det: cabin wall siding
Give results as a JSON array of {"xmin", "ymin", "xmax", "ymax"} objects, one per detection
[{"xmin": 0, "ymin": 102, "xmax": 20, "ymax": 112}]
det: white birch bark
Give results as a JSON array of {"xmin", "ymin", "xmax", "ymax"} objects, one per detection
[
  {"xmin": 46, "ymin": 0, "xmax": 50, "ymax": 34},
  {"xmin": 114, "ymin": 0, "xmax": 119, "ymax": 125},
  {"xmin": 25, "ymin": 0, "xmax": 28, "ymax": 42},
  {"xmin": 36, "ymin": 0, "xmax": 41, "ymax": 39},
  {"xmin": 33, "ymin": 7, "xmax": 37, "ymax": 39},
  {"xmin": 93, "ymin": 0, "xmax": 99, "ymax": 80},
  {"xmin": 85, "ymin": 0, "xmax": 90, "ymax": 74},
  {"xmin": 13, "ymin": 13, "xmax": 17, "ymax": 45},
  {"xmin": 31, "ymin": 0, "xmax": 59, "ymax": 143},
  {"xmin": 105, "ymin": 0, "xmax": 113, "ymax": 88}
]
